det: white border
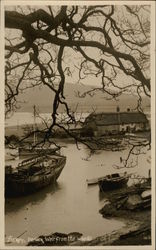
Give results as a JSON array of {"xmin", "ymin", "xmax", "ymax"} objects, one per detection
[{"xmin": 0, "ymin": 1, "xmax": 155, "ymax": 250}]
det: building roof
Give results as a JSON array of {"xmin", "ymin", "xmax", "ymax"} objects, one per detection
[{"xmin": 85, "ymin": 112, "xmax": 148, "ymax": 126}]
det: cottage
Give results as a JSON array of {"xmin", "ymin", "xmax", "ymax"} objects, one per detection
[{"xmin": 83, "ymin": 109, "xmax": 149, "ymax": 137}]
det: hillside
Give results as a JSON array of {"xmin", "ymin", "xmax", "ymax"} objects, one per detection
[{"xmin": 17, "ymin": 82, "xmax": 150, "ymax": 113}]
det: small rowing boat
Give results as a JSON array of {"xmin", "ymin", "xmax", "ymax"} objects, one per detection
[{"xmin": 98, "ymin": 172, "xmax": 129, "ymax": 191}]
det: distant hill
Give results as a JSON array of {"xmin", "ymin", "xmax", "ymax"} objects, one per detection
[{"xmin": 17, "ymin": 82, "xmax": 150, "ymax": 113}]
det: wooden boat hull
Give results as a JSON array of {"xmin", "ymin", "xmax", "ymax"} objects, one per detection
[
  {"xmin": 19, "ymin": 147, "xmax": 58, "ymax": 156},
  {"xmin": 5, "ymin": 157, "xmax": 66, "ymax": 196},
  {"xmin": 98, "ymin": 176, "xmax": 129, "ymax": 192}
]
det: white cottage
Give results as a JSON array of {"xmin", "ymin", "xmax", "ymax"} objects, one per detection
[{"xmin": 83, "ymin": 109, "xmax": 149, "ymax": 137}]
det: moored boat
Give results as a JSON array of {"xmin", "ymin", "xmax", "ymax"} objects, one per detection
[
  {"xmin": 5, "ymin": 153, "xmax": 66, "ymax": 196},
  {"xmin": 18, "ymin": 145, "xmax": 59, "ymax": 157},
  {"xmin": 18, "ymin": 105, "xmax": 60, "ymax": 157},
  {"xmin": 98, "ymin": 172, "xmax": 129, "ymax": 191},
  {"xmin": 86, "ymin": 176, "xmax": 108, "ymax": 185},
  {"xmin": 86, "ymin": 177, "xmax": 100, "ymax": 185}
]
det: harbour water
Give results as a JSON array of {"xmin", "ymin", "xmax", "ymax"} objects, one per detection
[{"xmin": 5, "ymin": 140, "xmax": 151, "ymax": 246}]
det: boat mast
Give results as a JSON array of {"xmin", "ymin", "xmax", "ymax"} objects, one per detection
[{"xmin": 33, "ymin": 105, "xmax": 37, "ymax": 145}]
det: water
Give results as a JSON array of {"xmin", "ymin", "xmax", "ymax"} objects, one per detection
[
  {"xmin": 5, "ymin": 112, "xmax": 89, "ymax": 127},
  {"xmin": 5, "ymin": 141, "xmax": 151, "ymax": 246}
]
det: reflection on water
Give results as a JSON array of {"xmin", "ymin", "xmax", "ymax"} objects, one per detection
[
  {"xmin": 5, "ymin": 142, "xmax": 150, "ymax": 246},
  {"xmin": 5, "ymin": 182, "xmax": 61, "ymax": 213}
]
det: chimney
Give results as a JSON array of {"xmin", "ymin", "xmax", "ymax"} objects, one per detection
[{"xmin": 116, "ymin": 106, "xmax": 120, "ymax": 112}]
